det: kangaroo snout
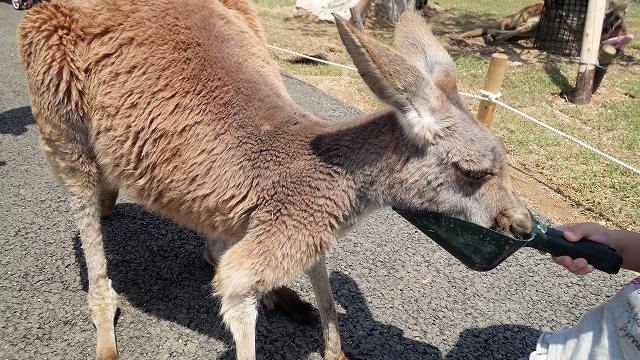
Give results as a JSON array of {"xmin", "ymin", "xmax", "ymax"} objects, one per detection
[
  {"xmin": 495, "ymin": 206, "xmax": 533, "ymax": 239},
  {"xmin": 510, "ymin": 213, "xmax": 533, "ymax": 239}
]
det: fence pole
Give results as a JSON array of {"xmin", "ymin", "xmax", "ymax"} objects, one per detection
[
  {"xmin": 477, "ymin": 53, "xmax": 508, "ymax": 128},
  {"xmin": 592, "ymin": 45, "xmax": 616, "ymax": 93},
  {"xmin": 573, "ymin": 0, "xmax": 607, "ymax": 104},
  {"xmin": 350, "ymin": 0, "xmax": 372, "ymax": 30}
]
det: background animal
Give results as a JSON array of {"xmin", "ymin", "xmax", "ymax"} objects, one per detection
[
  {"xmin": 602, "ymin": 2, "xmax": 630, "ymax": 40},
  {"xmin": 18, "ymin": 0, "xmax": 531, "ymax": 359},
  {"xmin": 460, "ymin": 1, "xmax": 629, "ymax": 45}
]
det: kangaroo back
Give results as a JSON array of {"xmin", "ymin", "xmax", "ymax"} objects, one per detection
[{"xmin": 18, "ymin": 1, "xmax": 89, "ymax": 127}]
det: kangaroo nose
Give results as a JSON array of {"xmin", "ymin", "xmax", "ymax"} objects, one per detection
[{"xmin": 510, "ymin": 214, "xmax": 533, "ymax": 239}]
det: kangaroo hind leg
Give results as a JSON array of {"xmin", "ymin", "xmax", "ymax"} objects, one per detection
[
  {"xmin": 39, "ymin": 124, "xmax": 119, "ymax": 360},
  {"xmin": 19, "ymin": 3, "xmax": 120, "ymax": 359}
]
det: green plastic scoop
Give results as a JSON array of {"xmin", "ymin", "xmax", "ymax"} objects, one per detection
[{"xmin": 394, "ymin": 209, "xmax": 622, "ymax": 274}]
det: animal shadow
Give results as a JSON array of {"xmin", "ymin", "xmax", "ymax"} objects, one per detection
[
  {"xmin": 72, "ymin": 202, "xmax": 538, "ymax": 359},
  {"xmin": 71, "ymin": 203, "xmax": 444, "ymax": 358},
  {"xmin": 330, "ymin": 272, "xmax": 443, "ymax": 359},
  {"xmin": 72, "ymin": 203, "xmax": 237, "ymax": 358},
  {"xmin": 0, "ymin": 106, "xmax": 36, "ymax": 136},
  {"xmin": 446, "ymin": 324, "xmax": 541, "ymax": 360},
  {"xmin": 543, "ymin": 61, "xmax": 573, "ymax": 95}
]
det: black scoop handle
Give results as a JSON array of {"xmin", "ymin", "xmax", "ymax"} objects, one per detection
[{"xmin": 531, "ymin": 227, "xmax": 622, "ymax": 274}]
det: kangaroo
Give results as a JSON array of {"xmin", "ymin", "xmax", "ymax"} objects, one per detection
[
  {"xmin": 18, "ymin": 0, "xmax": 532, "ymax": 359},
  {"xmin": 601, "ymin": 2, "xmax": 629, "ymax": 41},
  {"xmin": 460, "ymin": 1, "xmax": 629, "ymax": 45},
  {"xmin": 459, "ymin": 2, "xmax": 544, "ymax": 43}
]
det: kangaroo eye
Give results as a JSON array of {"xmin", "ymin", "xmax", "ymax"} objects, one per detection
[{"xmin": 456, "ymin": 165, "xmax": 494, "ymax": 181}]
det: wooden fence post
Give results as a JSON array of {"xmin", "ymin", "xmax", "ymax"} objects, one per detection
[
  {"xmin": 477, "ymin": 53, "xmax": 508, "ymax": 128},
  {"xmin": 573, "ymin": 0, "xmax": 607, "ymax": 105},
  {"xmin": 350, "ymin": 0, "xmax": 372, "ymax": 30},
  {"xmin": 592, "ymin": 45, "xmax": 616, "ymax": 93}
]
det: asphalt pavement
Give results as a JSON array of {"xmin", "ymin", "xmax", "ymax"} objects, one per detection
[{"xmin": 0, "ymin": 3, "xmax": 635, "ymax": 359}]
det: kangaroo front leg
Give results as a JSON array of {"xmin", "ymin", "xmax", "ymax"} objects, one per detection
[
  {"xmin": 307, "ymin": 257, "xmax": 348, "ymax": 360},
  {"xmin": 214, "ymin": 219, "xmax": 336, "ymax": 359},
  {"xmin": 214, "ymin": 243, "xmax": 259, "ymax": 360}
]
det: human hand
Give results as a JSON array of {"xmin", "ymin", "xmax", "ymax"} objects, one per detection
[{"xmin": 547, "ymin": 222, "xmax": 615, "ymax": 275}]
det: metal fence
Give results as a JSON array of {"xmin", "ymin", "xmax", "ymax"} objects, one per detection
[{"xmin": 534, "ymin": 0, "xmax": 588, "ymax": 56}]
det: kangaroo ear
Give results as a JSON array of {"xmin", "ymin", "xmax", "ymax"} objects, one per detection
[
  {"xmin": 334, "ymin": 14, "xmax": 450, "ymax": 144},
  {"xmin": 334, "ymin": 14, "xmax": 420, "ymax": 111},
  {"xmin": 394, "ymin": 11, "xmax": 458, "ymax": 95}
]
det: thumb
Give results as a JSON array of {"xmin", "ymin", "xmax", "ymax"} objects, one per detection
[
  {"xmin": 562, "ymin": 229, "xmax": 582, "ymax": 242},
  {"xmin": 556, "ymin": 223, "xmax": 583, "ymax": 242},
  {"xmin": 557, "ymin": 223, "xmax": 608, "ymax": 244}
]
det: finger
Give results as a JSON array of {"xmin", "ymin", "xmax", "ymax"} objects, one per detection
[
  {"xmin": 556, "ymin": 223, "xmax": 574, "ymax": 231},
  {"xmin": 572, "ymin": 258, "xmax": 589, "ymax": 269},
  {"xmin": 562, "ymin": 230, "xmax": 583, "ymax": 242},
  {"xmin": 551, "ymin": 255, "xmax": 572, "ymax": 268},
  {"xmin": 567, "ymin": 263, "xmax": 585, "ymax": 274},
  {"xmin": 566, "ymin": 258, "xmax": 589, "ymax": 273},
  {"xmin": 551, "ymin": 256, "xmax": 591, "ymax": 274},
  {"xmin": 556, "ymin": 224, "xmax": 582, "ymax": 242},
  {"xmin": 573, "ymin": 265, "xmax": 595, "ymax": 275}
]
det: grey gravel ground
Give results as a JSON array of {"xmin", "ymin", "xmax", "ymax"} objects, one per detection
[{"xmin": 0, "ymin": 3, "xmax": 635, "ymax": 359}]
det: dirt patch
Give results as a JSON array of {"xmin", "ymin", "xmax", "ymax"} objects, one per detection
[{"xmin": 510, "ymin": 165, "xmax": 592, "ymax": 225}]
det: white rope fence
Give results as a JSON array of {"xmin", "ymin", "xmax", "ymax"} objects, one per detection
[
  {"xmin": 267, "ymin": 44, "xmax": 358, "ymax": 71},
  {"xmin": 266, "ymin": 44, "xmax": 640, "ymax": 176}
]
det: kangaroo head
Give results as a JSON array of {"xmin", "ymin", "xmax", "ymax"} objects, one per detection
[
  {"xmin": 602, "ymin": 2, "xmax": 629, "ymax": 39},
  {"xmin": 335, "ymin": 12, "xmax": 531, "ymax": 237}
]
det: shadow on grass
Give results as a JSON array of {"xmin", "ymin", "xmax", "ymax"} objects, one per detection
[
  {"xmin": 543, "ymin": 61, "xmax": 574, "ymax": 95},
  {"xmin": 422, "ymin": 6, "xmax": 541, "ymax": 64}
]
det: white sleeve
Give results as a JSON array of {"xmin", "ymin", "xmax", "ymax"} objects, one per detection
[{"xmin": 529, "ymin": 277, "xmax": 640, "ymax": 360}]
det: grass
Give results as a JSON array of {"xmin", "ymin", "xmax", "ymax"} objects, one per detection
[{"xmin": 254, "ymin": 0, "xmax": 640, "ymax": 230}]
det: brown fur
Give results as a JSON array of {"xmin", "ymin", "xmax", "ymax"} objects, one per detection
[
  {"xmin": 459, "ymin": 3, "xmax": 543, "ymax": 41},
  {"xmin": 18, "ymin": 1, "xmax": 531, "ymax": 359},
  {"xmin": 460, "ymin": 2, "xmax": 628, "ymax": 44}
]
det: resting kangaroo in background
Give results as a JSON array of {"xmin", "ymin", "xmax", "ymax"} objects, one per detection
[
  {"xmin": 459, "ymin": 2, "xmax": 544, "ymax": 43},
  {"xmin": 18, "ymin": 0, "xmax": 532, "ymax": 359},
  {"xmin": 460, "ymin": 1, "xmax": 629, "ymax": 44}
]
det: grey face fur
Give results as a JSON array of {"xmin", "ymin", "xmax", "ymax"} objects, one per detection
[{"xmin": 335, "ymin": 13, "xmax": 531, "ymax": 236}]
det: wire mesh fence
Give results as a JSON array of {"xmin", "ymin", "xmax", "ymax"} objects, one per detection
[{"xmin": 534, "ymin": 0, "xmax": 589, "ymax": 56}]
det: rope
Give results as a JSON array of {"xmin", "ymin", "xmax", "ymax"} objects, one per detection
[
  {"xmin": 266, "ymin": 44, "xmax": 358, "ymax": 71},
  {"xmin": 266, "ymin": 44, "xmax": 640, "ymax": 176},
  {"xmin": 490, "ymin": 98, "xmax": 640, "ymax": 175},
  {"xmin": 479, "ymin": 89, "xmax": 502, "ymax": 102}
]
